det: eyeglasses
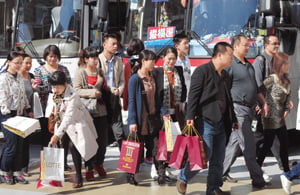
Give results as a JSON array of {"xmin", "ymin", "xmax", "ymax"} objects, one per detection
[{"xmin": 269, "ymin": 42, "xmax": 280, "ymax": 46}]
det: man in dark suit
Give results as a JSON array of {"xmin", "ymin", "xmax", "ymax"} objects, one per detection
[{"xmin": 176, "ymin": 42, "xmax": 238, "ymax": 195}]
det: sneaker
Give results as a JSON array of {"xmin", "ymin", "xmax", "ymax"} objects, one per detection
[
  {"xmin": 109, "ymin": 141, "xmax": 119, "ymax": 147},
  {"xmin": 14, "ymin": 176, "xmax": 29, "ymax": 184},
  {"xmin": 263, "ymin": 173, "xmax": 272, "ymax": 183},
  {"xmin": 222, "ymin": 174, "xmax": 238, "ymax": 183},
  {"xmin": 176, "ymin": 180, "xmax": 187, "ymax": 195},
  {"xmin": 3, "ymin": 176, "xmax": 14, "ymax": 185},
  {"xmin": 150, "ymin": 164, "xmax": 158, "ymax": 180},
  {"xmin": 280, "ymin": 175, "xmax": 292, "ymax": 194},
  {"xmin": 144, "ymin": 157, "xmax": 153, "ymax": 164},
  {"xmin": 94, "ymin": 165, "xmax": 107, "ymax": 177}
]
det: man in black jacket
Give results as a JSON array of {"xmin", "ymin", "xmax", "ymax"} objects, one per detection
[{"xmin": 176, "ymin": 42, "xmax": 238, "ymax": 195}]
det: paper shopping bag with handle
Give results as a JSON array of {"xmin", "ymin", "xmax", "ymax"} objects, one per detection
[
  {"xmin": 117, "ymin": 133, "xmax": 143, "ymax": 174},
  {"xmin": 187, "ymin": 125, "xmax": 207, "ymax": 171},
  {"xmin": 36, "ymin": 147, "xmax": 64, "ymax": 188}
]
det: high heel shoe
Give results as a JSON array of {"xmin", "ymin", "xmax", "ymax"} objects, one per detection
[{"xmin": 127, "ymin": 174, "xmax": 138, "ymax": 186}]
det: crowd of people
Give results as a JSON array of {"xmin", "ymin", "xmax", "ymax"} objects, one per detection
[{"xmin": 0, "ymin": 32, "xmax": 297, "ymax": 195}]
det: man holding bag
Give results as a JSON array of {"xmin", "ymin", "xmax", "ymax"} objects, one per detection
[{"xmin": 176, "ymin": 42, "xmax": 238, "ymax": 195}]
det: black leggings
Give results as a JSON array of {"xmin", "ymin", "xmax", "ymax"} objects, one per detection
[{"xmin": 257, "ymin": 125, "xmax": 290, "ymax": 172}]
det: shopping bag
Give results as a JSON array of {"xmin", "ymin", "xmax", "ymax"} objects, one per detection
[
  {"xmin": 117, "ymin": 134, "xmax": 143, "ymax": 174},
  {"xmin": 187, "ymin": 125, "xmax": 207, "ymax": 171},
  {"xmin": 156, "ymin": 130, "xmax": 168, "ymax": 161},
  {"xmin": 2, "ymin": 116, "xmax": 40, "ymax": 138},
  {"xmin": 164, "ymin": 120, "xmax": 181, "ymax": 152},
  {"xmin": 33, "ymin": 92, "xmax": 44, "ymax": 118},
  {"xmin": 36, "ymin": 147, "xmax": 64, "ymax": 188},
  {"xmin": 168, "ymin": 134, "xmax": 188, "ymax": 169},
  {"xmin": 45, "ymin": 93, "xmax": 54, "ymax": 118}
]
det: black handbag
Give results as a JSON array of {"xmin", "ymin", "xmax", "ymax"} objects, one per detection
[{"xmin": 140, "ymin": 78, "xmax": 162, "ymax": 135}]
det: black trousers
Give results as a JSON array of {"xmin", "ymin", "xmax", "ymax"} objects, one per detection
[
  {"xmin": 67, "ymin": 134, "xmax": 83, "ymax": 183},
  {"xmin": 257, "ymin": 125, "xmax": 290, "ymax": 172}
]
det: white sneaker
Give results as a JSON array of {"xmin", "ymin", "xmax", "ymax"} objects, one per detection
[
  {"xmin": 280, "ymin": 175, "xmax": 292, "ymax": 194},
  {"xmin": 150, "ymin": 164, "xmax": 158, "ymax": 180},
  {"xmin": 263, "ymin": 173, "xmax": 271, "ymax": 183}
]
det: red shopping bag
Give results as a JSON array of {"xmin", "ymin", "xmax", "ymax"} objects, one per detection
[
  {"xmin": 168, "ymin": 134, "xmax": 188, "ymax": 169},
  {"xmin": 117, "ymin": 139, "xmax": 143, "ymax": 174},
  {"xmin": 156, "ymin": 130, "xmax": 168, "ymax": 161},
  {"xmin": 188, "ymin": 135, "xmax": 207, "ymax": 171}
]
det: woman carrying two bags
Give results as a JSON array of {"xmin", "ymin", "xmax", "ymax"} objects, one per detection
[{"xmin": 127, "ymin": 50, "xmax": 162, "ymax": 185}]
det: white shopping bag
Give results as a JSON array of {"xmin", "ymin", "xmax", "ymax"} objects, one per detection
[
  {"xmin": 37, "ymin": 147, "xmax": 64, "ymax": 188},
  {"xmin": 164, "ymin": 120, "xmax": 181, "ymax": 152},
  {"xmin": 33, "ymin": 92, "xmax": 44, "ymax": 118},
  {"xmin": 2, "ymin": 116, "xmax": 40, "ymax": 138},
  {"xmin": 45, "ymin": 93, "xmax": 54, "ymax": 118}
]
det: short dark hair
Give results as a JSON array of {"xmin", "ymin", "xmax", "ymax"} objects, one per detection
[
  {"xmin": 126, "ymin": 38, "xmax": 145, "ymax": 56},
  {"xmin": 43, "ymin": 45, "xmax": 61, "ymax": 61},
  {"xmin": 48, "ymin": 71, "xmax": 67, "ymax": 86},
  {"xmin": 264, "ymin": 35, "xmax": 278, "ymax": 45},
  {"xmin": 212, "ymin": 42, "xmax": 233, "ymax": 58},
  {"xmin": 102, "ymin": 33, "xmax": 118, "ymax": 43},
  {"xmin": 173, "ymin": 33, "xmax": 189, "ymax": 45},
  {"xmin": 21, "ymin": 53, "xmax": 31, "ymax": 59},
  {"xmin": 231, "ymin": 34, "xmax": 247, "ymax": 46},
  {"xmin": 163, "ymin": 47, "xmax": 178, "ymax": 58}
]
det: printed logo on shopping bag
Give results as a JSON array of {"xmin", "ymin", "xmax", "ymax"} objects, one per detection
[{"xmin": 121, "ymin": 147, "xmax": 136, "ymax": 168}]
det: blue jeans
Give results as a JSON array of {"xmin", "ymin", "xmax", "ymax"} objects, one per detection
[
  {"xmin": 284, "ymin": 162, "xmax": 300, "ymax": 181},
  {"xmin": 0, "ymin": 113, "xmax": 24, "ymax": 176},
  {"xmin": 178, "ymin": 118, "xmax": 226, "ymax": 194}
]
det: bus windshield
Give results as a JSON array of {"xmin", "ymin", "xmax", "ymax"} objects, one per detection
[
  {"xmin": 0, "ymin": 0, "xmax": 81, "ymax": 57},
  {"xmin": 190, "ymin": 0, "xmax": 258, "ymax": 57},
  {"xmin": 140, "ymin": 0, "xmax": 260, "ymax": 58}
]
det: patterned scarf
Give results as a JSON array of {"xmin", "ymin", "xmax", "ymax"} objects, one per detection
[
  {"xmin": 163, "ymin": 65, "xmax": 182, "ymax": 110},
  {"xmin": 53, "ymin": 93, "xmax": 64, "ymax": 128}
]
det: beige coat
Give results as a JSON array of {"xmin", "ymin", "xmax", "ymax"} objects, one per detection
[
  {"xmin": 54, "ymin": 85, "xmax": 98, "ymax": 161},
  {"xmin": 73, "ymin": 68, "xmax": 107, "ymax": 117},
  {"xmin": 98, "ymin": 53, "xmax": 125, "ymax": 96}
]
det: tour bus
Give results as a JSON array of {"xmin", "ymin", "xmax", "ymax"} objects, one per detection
[{"xmin": 0, "ymin": 0, "xmax": 300, "ymax": 134}]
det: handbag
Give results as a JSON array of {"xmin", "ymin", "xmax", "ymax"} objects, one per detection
[
  {"xmin": 80, "ymin": 98, "xmax": 98, "ymax": 114},
  {"xmin": 156, "ymin": 130, "xmax": 168, "ymax": 161},
  {"xmin": 48, "ymin": 107, "xmax": 55, "ymax": 134},
  {"xmin": 140, "ymin": 78, "xmax": 162, "ymax": 135}
]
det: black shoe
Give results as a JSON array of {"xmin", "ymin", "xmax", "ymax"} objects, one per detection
[
  {"xmin": 14, "ymin": 176, "xmax": 29, "ymax": 184},
  {"xmin": 252, "ymin": 181, "xmax": 266, "ymax": 189},
  {"xmin": 207, "ymin": 188, "xmax": 231, "ymax": 195},
  {"xmin": 127, "ymin": 174, "xmax": 138, "ymax": 186},
  {"xmin": 64, "ymin": 164, "xmax": 72, "ymax": 171},
  {"xmin": 222, "ymin": 174, "xmax": 238, "ymax": 183},
  {"xmin": 157, "ymin": 175, "xmax": 175, "ymax": 185}
]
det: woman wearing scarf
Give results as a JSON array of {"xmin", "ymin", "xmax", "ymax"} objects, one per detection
[
  {"xmin": 152, "ymin": 47, "xmax": 187, "ymax": 184},
  {"xmin": 48, "ymin": 71, "xmax": 98, "ymax": 188}
]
